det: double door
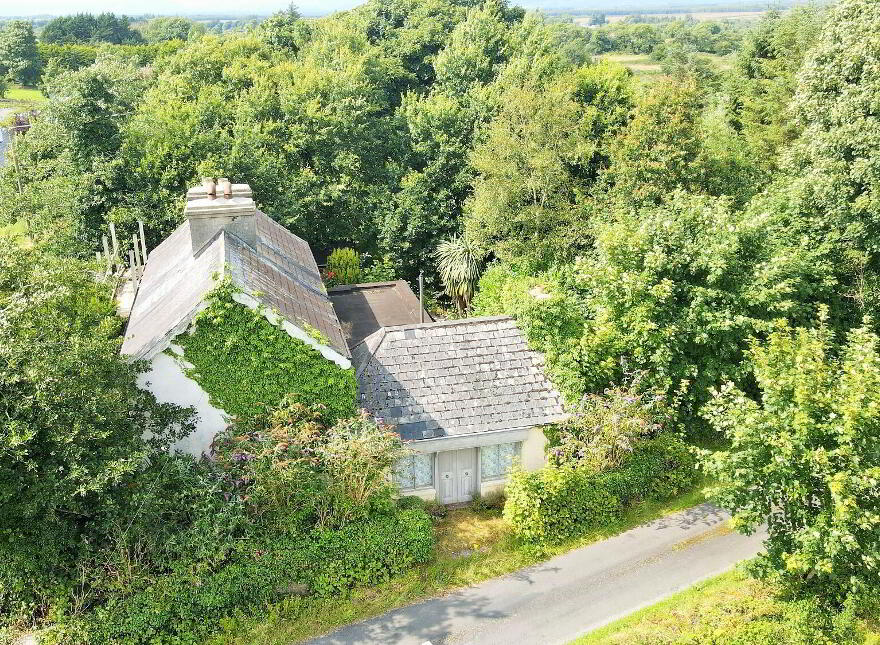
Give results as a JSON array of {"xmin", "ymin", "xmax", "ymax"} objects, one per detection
[{"xmin": 438, "ymin": 448, "xmax": 477, "ymax": 504}]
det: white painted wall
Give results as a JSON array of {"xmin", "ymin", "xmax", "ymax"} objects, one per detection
[
  {"xmin": 406, "ymin": 487, "xmax": 438, "ymax": 502},
  {"xmin": 398, "ymin": 428, "xmax": 550, "ymax": 501},
  {"xmin": 521, "ymin": 427, "xmax": 549, "ymax": 471},
  {"xmin": 137, "ymin": 350, "xmax": 229, "ymax": 458}
]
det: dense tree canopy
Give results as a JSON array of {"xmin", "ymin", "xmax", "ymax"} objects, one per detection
[
  {"xmin": 41, "ymin": 13, "xmax": 143, "ymax": 45},
  {"xmin": 704, "ymin": 317, "xmax": 880, "ymax": 603},
  {"xmin": 0, "ymin": 241, "xmax": 193, "ymax": 612}
]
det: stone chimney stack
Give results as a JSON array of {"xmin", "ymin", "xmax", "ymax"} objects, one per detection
[{"xmin": 184, "ymin": 178, "xmax": 256, "ymax": 253}]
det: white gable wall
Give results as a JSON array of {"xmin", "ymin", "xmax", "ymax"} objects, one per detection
[{"xmin": 137, "ymin": 350, "xmax": 229, "ymax": 458}]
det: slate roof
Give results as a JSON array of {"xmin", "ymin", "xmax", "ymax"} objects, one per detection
[
  {"xmin": 121, "ymin": 211, "xmax": 349, "ymax": 361},
  {"xmin": 352, "ymin": 316, "xmax": 566, "ymax": 440},
  {"xmin": 328, "ymin": 281, "xmax": 433, "ymax": 348}
]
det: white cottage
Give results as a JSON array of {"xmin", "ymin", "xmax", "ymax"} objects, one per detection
[
  {"xmin": 122, "ymin": 179, "xmax": 565, "ymax": 501},
  {"xmin": 352, "ymin": 317, "xmax": 566, "ymax": 503},
  {"xmin": 120, "ymin": 180, "xmax": 351, "ymax": 456}
]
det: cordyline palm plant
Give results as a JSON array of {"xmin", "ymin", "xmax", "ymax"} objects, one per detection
[{"xmin": 434, "ymin": 235, "xmax": 481, "ymax": 315}]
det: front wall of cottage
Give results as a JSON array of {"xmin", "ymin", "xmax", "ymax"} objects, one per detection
[
  {"xmin": 137, "ymin": 351, "xmax": 228, "ymax": 458},
  {"xmin": 396, "ymin": 427, "xmax": 549, "ymax": 503}
]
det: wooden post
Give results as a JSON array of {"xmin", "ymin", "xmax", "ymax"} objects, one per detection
[
  {"xmin": 132, "ymin": 234, "xmax": 142, "ymax": 278},
  {"xmin": 138, "ymin": 221, "xmax": 148, "ymax": 264},
  {"xmin": 128, "ymin": 249, "xmax": 137, "ymax": 287},
  {"xmin": 102, "ymin": 235, "xmax": 111, "ymax": 271},
  {"xmin": 419, "ymin": 271, "xmax": 425, "ymax": 323},
  {"xmin": 109, "ymin": 222, "xmax": 119, "ymax": 270}
]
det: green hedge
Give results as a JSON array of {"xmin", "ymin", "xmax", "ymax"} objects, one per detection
[
  {"xmin": 307, "ymin": 509, "xmax": 434, "ymax": 596},
  {"xmin": 177, "ymin": 284, "xmax": 357, "ymax": 422},
  {"xmin": 504, "ymin": 435, "xmax": 698, "ymax": 545},
  {"xmin": 69, "ymin": 510, "xmax": 433, "ymax": 644}
]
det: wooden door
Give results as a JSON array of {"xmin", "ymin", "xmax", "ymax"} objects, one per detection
[{"xmin": 438, "ymin": 449, "xmax": 477, "ymax": 504}]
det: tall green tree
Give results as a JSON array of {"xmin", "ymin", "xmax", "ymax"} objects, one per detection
[
  {"xmin": 466, "ymin": 60, "xmax": 632, "ymax": 268},
  {"xmin": 41, "ymin": 13, "xmax": 143, "ymax": 45},
  {"xmin": 575, "ymin": 191, "xmax": 764, "ymax": 421},
  {"xmin": 141, "ymin": 16, "xmax": 205, "ymax": 43},
  {"xmin": 785, "ymin": 0, "xmax": 880, "ymax": 320},
  {"xmin": 0, "ymin": 20, "xmax": 40, "ymax": 86},
  {"xmin": 435, "ymin": 234, "xmax": 480, "ymax": 313},
  {"xmin": 704, "ymin": 317, "xmax": 880, "ymax": 603},
  {"xmin": 725, "ymin": 7, "xmax": 823, "ymax": 173}
]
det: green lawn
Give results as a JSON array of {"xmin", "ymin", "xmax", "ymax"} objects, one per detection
[
  {"xmin": 574, "ymin": 568, "xmax": 880, "ymax": 644},
  {"xmin": 3, "ymin": 85, "xmax": 45, "ymax": 103},
  {"xmin": 0, "ymin": 85, "xmax": 46, "ymax": 119},
  {"xmin": 205, "ymin": 483, "xmax": 710, "ymax": 645},
  {"xmin": 0, "ymin": 220, "xmax": 33, "ymax": 249}
]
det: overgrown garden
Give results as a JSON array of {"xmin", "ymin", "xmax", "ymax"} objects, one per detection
[{"xmin": 2, "ymin": 0, "xmax": 880, "ymax": 641}]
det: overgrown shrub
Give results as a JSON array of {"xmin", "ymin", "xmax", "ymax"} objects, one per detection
[
  {"xmin": 40, "ymin": 399, "xmax": 431, "ymax": 643},
  {"xmin": 307, "ymin": 510, "xmax": 434, "ymax": 596},
  {"xmin": 214, "ymin": 400, "xmax": 404, "ymax": 530},
  {"xmin": 504, "ymin": 465, "xmax": 620, "ymax": 544},
  {"xmin": 362, "ymin": 254, "xmax": 397, "ymax": 282},
  {"xmin": 547, "ymin": 375, "xmax": 673, "ymax": 470},
  {"xmin": 603, "ymin": 434, "xmax": 699, "ymax": 506},
  {"xmin": 703, "ymin": 316, "xmax": 880, "ymax": 604},
  {"xmin": 325, "ymin": 248, "xmax": 362, "ymax": 286},
  {"xmin": 68, "ymin": 510, "xmax": 434, "ymax": 643},
  {"xmin": 505, "ymin": 436, "xmax": 698, "ymax": 545},
  {"xmin": 0, "ymin": 244, "xmax": 196, "ymax": 622}
]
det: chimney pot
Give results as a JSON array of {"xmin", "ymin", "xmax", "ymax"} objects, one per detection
[
  {"xmin": 201, "ymin": 177, "xmax": 216, "ymax": 199},
  {"xmin": 217, "ymin": 178, "xmax": 232, "ymax": 199}
]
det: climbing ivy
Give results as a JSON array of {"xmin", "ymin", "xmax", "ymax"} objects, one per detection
[{"xmin": 176, "ymin": 282, "xmax": 357, "ymax": 422}]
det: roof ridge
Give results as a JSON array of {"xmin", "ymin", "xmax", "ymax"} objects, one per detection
[
  {"xmin": 378, "ymin": 315, "xmax": 513, "ymax": 333},
  {"xmin": 354, "ymin": 327, "xmax": 386, "ymax": 379}
]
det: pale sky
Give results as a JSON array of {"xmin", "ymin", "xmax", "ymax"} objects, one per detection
[
  {"xmin": 0, "ymin": 0, "xmax": 705, "ymax": 19},
  {"xmin": 0, "ymin": 0, "xmax": 364, "ymax": 18}
]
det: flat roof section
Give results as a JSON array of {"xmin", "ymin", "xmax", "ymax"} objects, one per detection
[{"xmin": 329, "ymin": 280, "xmax": 432, "ymax": 348}]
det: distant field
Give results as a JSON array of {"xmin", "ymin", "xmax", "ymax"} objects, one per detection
[
  {"xmin": 602, "ymin": 52, "xmax": 735, "ymax": 79},
  {"xmin": 603, "ymin": 53, "xmax": 664, "ymax": 76},
  {"xmin": 575, "ymin": 10, "xmax": 767, "ymax": 25}
]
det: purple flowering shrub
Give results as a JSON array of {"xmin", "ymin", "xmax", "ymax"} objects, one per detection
[{"xmin": 548, "ymin": 373, "xmax": 674, "ymax": 472}]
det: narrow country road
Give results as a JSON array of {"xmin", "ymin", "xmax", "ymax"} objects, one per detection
[{"xmin": 307, "ymin": 503, "xmax": 767, "ymax": 645}]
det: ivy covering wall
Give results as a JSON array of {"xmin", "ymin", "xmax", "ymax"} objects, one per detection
[{"xmin": 176, "ymin": 283, "xmax": 357, "ymax": 422}]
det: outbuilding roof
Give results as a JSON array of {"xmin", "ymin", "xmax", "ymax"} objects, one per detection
[
  {"xmin": 352, "ymin": 316, "xmax": 566, "ymax": 440},
  {"xmin": 120, "ymin": 211, "xmax": 349, "ymax": 361},
  {"xmin": 328, "ymin": 280, "xmax": 433, "ymax": 348}
]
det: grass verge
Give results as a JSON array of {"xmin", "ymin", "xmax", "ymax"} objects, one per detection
[
  {"xmin": 206, "ymin": 481, "xmax": 710, "ymax": 644},
  {"xmin": 574, "ymin": 568, "xmax": 880, "ymax": 644}
]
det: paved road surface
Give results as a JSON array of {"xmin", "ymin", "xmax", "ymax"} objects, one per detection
[{"xmin": 308, "ymin": 503, "xmax": 766, "ymax": 645}]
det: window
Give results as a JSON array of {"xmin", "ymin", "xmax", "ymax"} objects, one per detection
[
  {"xmin": 480, "ymin": 442, "xmax": 520, "ymax": 481},
  {"xmin": 393, "ymin": 453, "xmax": 434, "ymax": 490}
]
